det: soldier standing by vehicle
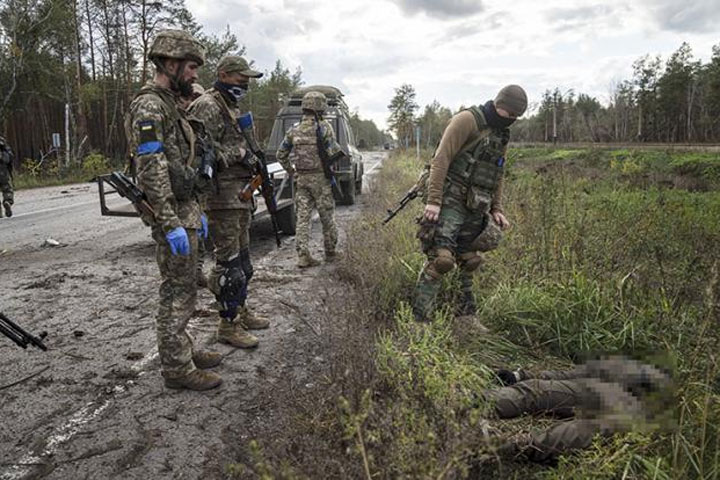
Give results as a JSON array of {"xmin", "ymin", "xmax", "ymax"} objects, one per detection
[
  {"xmin": 0, "ymin": 135, "xmax": 15, "ymax": 218},
  {"xmin": 188, "ymin": 55, "xmax": 268, "ymax": 349},
  {"xmin": 412, "ymin": 85, "xmax": 527, "ymax": 323},
  {"xmin": 276, "ymin": 91, "xmax": 341, "ymax": 268},
  {"xmin": 126, "ymin": 29, "xmax": 222, "ymax": 391}
]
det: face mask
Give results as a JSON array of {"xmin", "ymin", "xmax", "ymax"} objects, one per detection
[
  {"xmin": 215, "ymin": 80, "xmax": 248, "ymax": 102},
  {"xmin": 482, "ymin": 100, "xmax": 515, "ymax": 129}
]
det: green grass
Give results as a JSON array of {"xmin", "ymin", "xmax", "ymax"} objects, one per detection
[{"xmin": 236, "ymin": 146, "xmax": 720, "ymax": 479}]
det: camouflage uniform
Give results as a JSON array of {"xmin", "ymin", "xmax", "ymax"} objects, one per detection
[
  {"xmin": 413, "ymin": 107, "xmax": 509, "ymax": 320},
  {"xmin": 486, "ymin": 356, "xmax": 673, "ymax": 463},
  {"xmin": 276, "ymin": 110, "xmax": 340, "ymax": 262},
  {"xmin": 0, "ymin": 136, "xmax": 14, "ymax": 218},
  {"xmin": 188, "ymin": 55, "xmax": 267, "ymax": 341},
  {"xmin": 413, "ymin": 85, "xmax": 527, "ymax": 322},
  {"xmin": 126, "ymin": 29, "xmax": 209, "ymax": 380}
]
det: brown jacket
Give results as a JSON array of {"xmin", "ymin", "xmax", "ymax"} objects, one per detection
[{"xmin": 426, "ymin": 110, "xmax": 505, "ymax": 212}]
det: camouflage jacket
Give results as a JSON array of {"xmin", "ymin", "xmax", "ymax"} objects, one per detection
[
  {"xmin": 188, "ymin": 88, "xmax": 254, "ymax": 210},
  {"xmin": 127, "ymin": 82, "xmax": 201, "ymax": 232},
  {"xmin": 276, "ymin": 114, "xmax": 340, "ymax": 175}
]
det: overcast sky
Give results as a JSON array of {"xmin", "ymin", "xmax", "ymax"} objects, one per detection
[{"xmin": 186, "ymin": 0, "xmax": 720, "ymax": 129}]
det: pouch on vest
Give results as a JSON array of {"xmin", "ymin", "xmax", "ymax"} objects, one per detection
[
  {"xmin": 465, "ymin": 186, "xmax": 492, "ymax": 212},
  {"xmin": 168, "ymin": 162, "xmax": 196, "ymax": 202}
]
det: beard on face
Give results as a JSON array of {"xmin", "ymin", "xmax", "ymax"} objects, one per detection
[{"xmin": 177, "ymin": 78, "xmax": 194, "ymax": 98}]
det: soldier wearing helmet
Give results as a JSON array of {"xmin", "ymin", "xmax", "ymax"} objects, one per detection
[
  {"xmin": 0, "ymin": 135, "xmax": 14, "ymax": 218},
  {"xmin": 276, "ymin": 91, "xmax": 342, "ymax": 268},
  {"xmin": 188, "ymin": 55, "xmax": 268, "ymax": 349},
  {"xmin": 126, "ymin": 29, "xmax": 222, "ymax": 391},
  {"xmin": 413, "ymin": 85, "xmax": 528, "ymax": 324}
]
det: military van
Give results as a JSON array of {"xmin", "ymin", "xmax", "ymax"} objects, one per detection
[{"xmin": 264, "ymin": 85, "xmax": 364, "ymax": 205}]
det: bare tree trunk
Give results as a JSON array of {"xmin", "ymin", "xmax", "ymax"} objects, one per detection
[
  {"xmin": 73, "ymin": 0, "xmax": 88, "ymax": 163},
  {"xmin": 84, "ymin": 0, "xmax": 96, "ymax": 81}
]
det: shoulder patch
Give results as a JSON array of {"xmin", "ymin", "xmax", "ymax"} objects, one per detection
[{"xmin": 136, "ymin": 120, "xmax": 163, "ymax": 155}]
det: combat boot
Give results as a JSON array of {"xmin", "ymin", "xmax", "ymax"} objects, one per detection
[
  {"xmin": 192, "ymin": 350, "xmax": 223, "ymax": 369},
  {"xmin": 3, "ymin": 201, "xmax": 11, "ymax": 218},
  {"xmin": 238, "ymin": 306, "xmax": 270, "ymax": 330},
  {"xmin": 164, "ymin": 369, "xmax": 222, "ymax": 391},
  {"xmin": 217, "ymin": 319, "xmax": 259, "ymax": 349},
  {"xmin": 297, "ymin": 251, "xmax": 321, "ymax": 268}
]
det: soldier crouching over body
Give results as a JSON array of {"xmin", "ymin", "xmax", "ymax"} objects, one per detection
[
  {"xmin": 482, "ymin": 355, "xmax": 674, "ymax": 464},
  {"xmin": 412, "ymin": 85, "xmax": 528, "ymax": 324},
  {"xmin": 126, "ymin": 29, "xmax": 222, "ymax": 391}
]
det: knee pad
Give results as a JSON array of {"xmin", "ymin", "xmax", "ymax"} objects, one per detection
[
  {"xmin": 458, "ymin": 251, "xmax": 484, "ymax": 272},
  {"xmin": 238, "ymin": 247, "xmax": 253, "ymax": 282},
  {"xmin": 425, "ymin": 248, "xmax": 455, "ymax": 278},
  {"xmin": 216, "ymin": 255, "xmax": 247, "ymax": 318}
]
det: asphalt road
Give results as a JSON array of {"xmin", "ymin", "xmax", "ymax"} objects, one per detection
[{"xmin": 0, "ymin": 151, "xmax": 386, "ymax": 480}]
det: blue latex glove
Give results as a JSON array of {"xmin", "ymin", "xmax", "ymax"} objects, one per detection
[
  {"xmin": 166, "ymin": 227, "xmax": 190, "ymax": 256},
  {"xmin": 198, "ymin": 215, "xmax": 208, "ymax": 239}
]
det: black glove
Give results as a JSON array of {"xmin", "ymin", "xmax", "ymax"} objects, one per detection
[{"xmin": 495, "ymin": 369, "xmax": 518, "ymax": 386}]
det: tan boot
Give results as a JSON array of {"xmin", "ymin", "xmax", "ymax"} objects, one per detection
[
  {"xmin": 217, "ymin": 319, "xmax": 259, "ymax": 349},
  {"xmin": 238, "ymin": 306, "xmax": 270, "ymax": 330},
  {"xmin": 298, "ymin": 251, "xmax": 321, "ymax": 268},
  {"xmin": 192, "ymin": 350, "xmax": 223, "ymax": 369},
  {"xmin": 164, "ymin": 369, "xmax": 222, "ymax": 390}
]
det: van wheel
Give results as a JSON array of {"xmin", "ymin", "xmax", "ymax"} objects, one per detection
[
  {"xmin": 340, "ymin": 180, "xmax": 356, "ymax": 205},
  {"xmin": 276, "ymin": 204, "xmax": 296, "ymax": 235}
]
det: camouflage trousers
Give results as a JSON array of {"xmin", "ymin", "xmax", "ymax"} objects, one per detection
[
  {"xmin": 413, "ymin": 194, "xmax": 489, "ymax": 320},
  {"xmin": 206, "ymin": 208, "xmax": 252, "ymax": 297},
  {"xmin": 295, "ymin": 173, "xmax": 337, "ymax": 255},
  {"xmin": 486, "ymin": 378, "xmax": 642, "ymax": 463},
  {"xmin": 151, "ymin": 226, "xmax": 199, "ymax": 379},
  {"xmin": 0, "ymin": 163, "xmax": 13, "ymax": 205}
]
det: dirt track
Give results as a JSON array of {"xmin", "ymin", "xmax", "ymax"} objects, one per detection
[{"xmin": 0, "ymin": 151, "xmax": 385, "ymax": 479}]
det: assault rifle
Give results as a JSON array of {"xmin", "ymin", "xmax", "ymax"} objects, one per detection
[
  {"xmin": 105, "ymin": 171, "xmax": 155, "ymax": 219},
  {"xmin": 0, "ymin": 312, "xmax": 47, "ymax": 350},
  {"xmin": 313, "ymin": 112, "xmax": 346, "ymax": 198},
  {"xmin": 237, "ymin": 112, "xmax": 282, "ymax": 248},
  {"xmin": 383, "ymin": 167, "xmax": 429, "ymax": 225},
  {"xmin": 383, "ymin": 189, "xmax": 419, "ymax": 225}
]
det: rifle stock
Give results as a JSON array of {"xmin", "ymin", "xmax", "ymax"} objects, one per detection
[{"xmin": 0, "ymin": 312, "xmax": 48, "ymax": 350}]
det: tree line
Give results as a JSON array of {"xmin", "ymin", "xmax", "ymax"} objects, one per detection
[
  {"xmin": 0, "ymin": 0, "xmax": 383, "ymax": 170},
  {"xmin": 388, "ymin": 41, "xmax": 720, "ymax": 147}
]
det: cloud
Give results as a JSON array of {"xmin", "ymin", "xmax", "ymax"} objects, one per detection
[
  {"xmin": 642, "ymin": 0, "xmax": 720, "ymax": 33},
  {"xmin": 390, "ymin": 0, "xmax": 484, "ymax": 19}
]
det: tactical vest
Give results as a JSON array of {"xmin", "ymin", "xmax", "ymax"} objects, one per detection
[
  {"xmin": 291, "ymin": 116, "xmax": 324, "ymax": 172},
  {"xmin": 444, "ymin": 107, "xmax": 509, "ymax": 211},
  {"xmin": 128, "ymin": 86, "xmax": 197, "ymax": 202}
]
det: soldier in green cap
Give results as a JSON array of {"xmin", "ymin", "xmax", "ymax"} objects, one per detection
[
  {"xmin": 0, "ymin": 135, "xmax": 14, "ymax": 218},
  {"xmin": 126, "ymin": 29, "xmax": 222, "ymax": 391},
  {"xmin": 412, "ymin": 85, "xmax": 528, "ymax": 323},
  {"xmin": 188, "ymin": 55, "xmax": 269, "ymax": 350}
]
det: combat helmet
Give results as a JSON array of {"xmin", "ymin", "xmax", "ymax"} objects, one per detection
[
  {"xmin": 302, "ymin": 91, "xmax": 327, "ymax": 113},
  {"xmin": 148, "ymin": 29, "xmax": 205, "ymax": 66},
  {"xmin": 469, "ymin": 215, "xmax": 503, "ymax": 252}
]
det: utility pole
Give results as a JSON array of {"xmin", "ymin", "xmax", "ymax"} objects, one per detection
[{"xmin": 415, "ymin": 124, "xmax": 421, "ymax": 162}]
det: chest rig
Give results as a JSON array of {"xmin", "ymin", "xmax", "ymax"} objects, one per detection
[
  {"xmin": 291, "ymin": 116, "xmax": 323, "ymax": 172},
  {"xmin": 445, "ymin": 107, "xmax": 509, "ymax": 211}
]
